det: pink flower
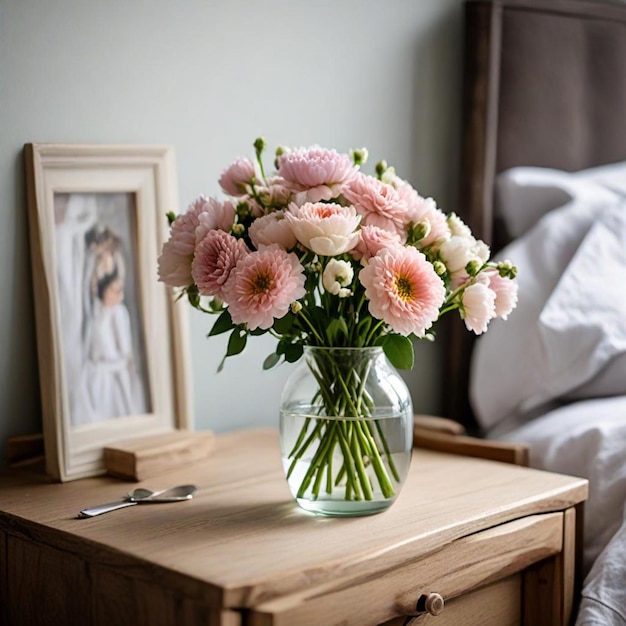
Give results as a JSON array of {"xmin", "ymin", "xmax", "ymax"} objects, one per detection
[
  {"xmin": 485, "ymin": 270, "xmax": 518, "ymax": 319},
  {"xmin": 195, "ymin": 198, "xmax": 236, "ymax": 243},
  {"xmin": 218, "ymin": 157, "xmax": 257, "ymax": 196},
  {"xmin": 359, "ymin": 246, "xmax": 446, "ymax": 337},
  {"xmin": 405, "ymin": 195, "xmax": 451, "ymax": 248},
  {"xmin": 223, "ymin": 245, "xmax": 306, "ymax": 330},
  {"xmin": 248, "ymin": 211, "xmax": 297, "ymax": 250},
  {"xmin": 255, "ymin": 176, "xmax": 292, "ymax": 209},
  {"xmin": 277, "ymin": 146, "xmax": 357, "ymax": 203},
  {"xmin": 285, "ymin": 202, "xmax": 361, "ymax": 256},
  {"xmin": 342, "ymin": 173, "xmax": 408, "ymax": 236},
  {"xmin": 157, "ymin": 195, "xmax": 210, "ymax": 287},
  {"xmin": 352, "ymin": 225, "xmax": 403, "ymax": 262},
  {"xmin": 157, "ymin": 239, "xmax": 194, "ymax": 287},
  {"xmin": 461, "ymin": 282, "xmax": 496, "ymax": 335},
  {"xmin": 191, "ymin": 230, "xmax": 249, "ymax": 298}
]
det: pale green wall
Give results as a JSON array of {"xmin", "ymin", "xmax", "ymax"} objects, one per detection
[{"xmin": 0, "ymin": 0, "xmax": 463, "ymax": 467}]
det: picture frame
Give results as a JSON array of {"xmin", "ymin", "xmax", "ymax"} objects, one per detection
[{"xmin": 24, "ymin": 144, "xmax": 191, "ymax": 482}]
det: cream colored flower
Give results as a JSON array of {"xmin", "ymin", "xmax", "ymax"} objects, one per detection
[
  {"xmin": 284, "ymin": 202, "xmax": 361, "ymax": 256},
  {"xmin": 322, "ymin": 259, "xmax": 354, "ymax": 297}
]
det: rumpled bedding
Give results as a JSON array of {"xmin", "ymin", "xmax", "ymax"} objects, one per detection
[{"xmin": 469, "ymin": 163, "xmax": 626, "ymax": 625}]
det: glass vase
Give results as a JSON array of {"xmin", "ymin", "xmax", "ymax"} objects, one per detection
[{"xmin": 279, "ymin": 346, "xmax": 413, "ymax": 517}]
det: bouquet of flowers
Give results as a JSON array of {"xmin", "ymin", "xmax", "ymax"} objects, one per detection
[{"xmin": 158, "ymin": 138, "xmax": 518, "ymax": 510}]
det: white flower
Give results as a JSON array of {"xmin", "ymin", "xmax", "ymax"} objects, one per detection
[
  {"xmin": 447, "ymin": 213, "xmax": 472, "ymax": 238},
  {"xmin": 440, "ymin": 234, "xmax": 490, "ymax": 275},
  {"xmin": 461, "ymin": 282, "xmax": 496, "ymax": 335},
  {"xmin": 322, "ymin": 259, "xmax": 354, "ymax": 297},
  {"xmin": 284, "ymin": 202, "xmax": 361, "ymax": 256},
  {"xmin": 475, "ymin": 239, "xmax": 490, "ymax": 263},
  {"xmin": 439, "ymin": 236, "xmax": 476, "ymax": 273}
]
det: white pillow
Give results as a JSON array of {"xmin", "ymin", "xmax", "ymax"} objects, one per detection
[
  {"xmin": 495, "ymin": 163, "xmax": 626, "ymax": 239},
  {"xmin": 496, "ymin": 396, "xmax": 626, "ymax": 577},
  {"xmin": 470, "ymin": 193, "xmax": 626, "ymax": 434}
]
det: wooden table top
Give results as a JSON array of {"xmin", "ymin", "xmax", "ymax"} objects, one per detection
[{"xmin": 0, "ymin": 428, "xmax": 588, "ymax": 610}]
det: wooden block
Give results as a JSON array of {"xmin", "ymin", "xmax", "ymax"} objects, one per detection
[
  {"xmin": 7, "ymin": 433, "xmax": 45, "ymax": 467},
  {"xmin": 104, "ymin": 430, "xmax": 215, "ymax": 481}
]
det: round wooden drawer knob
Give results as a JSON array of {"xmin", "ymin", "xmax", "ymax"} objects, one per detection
[{"xmin": 417, "ymin": 592, "xmax": 445, "ymax": 616}]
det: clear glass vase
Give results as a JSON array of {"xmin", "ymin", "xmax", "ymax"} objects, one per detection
[{"xmin": 279, "ymin": 346, "xmax": 413, "ymax": 517}]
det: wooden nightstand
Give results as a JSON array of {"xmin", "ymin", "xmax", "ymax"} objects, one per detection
[{"xmin": 0, "ymin": 428, "xmax": 587, "ymax": 626}]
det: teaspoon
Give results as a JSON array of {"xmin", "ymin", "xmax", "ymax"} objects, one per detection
[{"xmin": 77, "ymin": 484, "xmax": 196, "ymax": 518}]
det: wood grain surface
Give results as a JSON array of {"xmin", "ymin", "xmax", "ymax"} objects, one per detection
[{"xmin": 0, "ymin": 428, "xmax": 587, "ymax": 614}]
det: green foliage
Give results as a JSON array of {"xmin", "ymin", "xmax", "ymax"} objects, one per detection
[
  {"xmin": 380, "ymin": 334, "xmax": 414, "ymax": 370},
  {"xmin": 263, "ymin": 352, "xmax": 281, "ymax": 370},
  {"xmin": 208, "ymin": 310, "xmax": 235, "ymax": 337}
]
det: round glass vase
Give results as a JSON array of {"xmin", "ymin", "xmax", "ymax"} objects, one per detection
[{"xmin": 279, "ymin": 346, "xmax": 413, "ymax": 517}]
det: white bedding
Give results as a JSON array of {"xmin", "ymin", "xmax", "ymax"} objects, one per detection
[
  {"xmin": 470, "ymin": 163, "xmax": 626, "ymax": 625},
  {"xmin": 498, "ymin": 397, "xmax": 626, "ymax": 625}
]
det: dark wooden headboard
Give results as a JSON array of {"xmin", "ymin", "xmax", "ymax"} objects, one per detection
[{"xmin": 445, "ymin": 0, "xmax": 626, "ymax": 431}]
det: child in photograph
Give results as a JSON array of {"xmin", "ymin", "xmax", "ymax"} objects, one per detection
[{"xmin": 81, "ymin": 229, "xmax": 146, "ymax": 422}]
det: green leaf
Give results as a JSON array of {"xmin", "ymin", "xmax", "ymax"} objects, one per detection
[
  {"xmin": 226, "ymin": 328, "xmax": 247, "ymax": 357},
  {"xmin": 166, "ymin": 211, "xmax": 177, "ymax": 226},
  {"xmin": 355, "ymin": 316, "xmax": 372, "ymax": 346},
  {"xmin": 263, "ymin": 352, "xmax": 281, "ymax": 370},
  {"xmin": 273, "ymin": 311, "xmax": 295, "ymax": 335},
  {"xmin": 326, "ymin": 317, "xmax": 348, "ymax": 344},
  {"xmin": 208, "ymin": 310, "xmax": 234, "ymax": 336},
  {"xmin": 382, "ymin": 334, "xmax": 414, "ymax": 370},
  {"xmin": 284, "ymin": 343, "xmax": 304, "ymax": 363},
  {"xmin": 187, "ymin": 286, "xmax": 201, "ymax": 309}
]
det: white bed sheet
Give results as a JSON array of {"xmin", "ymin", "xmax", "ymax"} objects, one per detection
[
  {"xmin": 475, "ymin": 163, "xmax": 626, "ymax": 624},
  {"xmin": 497, "ymin": 395, "xmax": 626, "ymax": 625}
]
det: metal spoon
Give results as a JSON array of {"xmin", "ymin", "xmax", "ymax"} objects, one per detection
[{"xmin": 77, "ymin": 484, "xmax": 196, "ymax": 518}]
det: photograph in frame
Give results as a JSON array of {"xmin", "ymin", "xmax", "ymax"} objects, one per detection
[{"xmin": 24, "ymin": 144, "xmax": 191, "ymax": 481}]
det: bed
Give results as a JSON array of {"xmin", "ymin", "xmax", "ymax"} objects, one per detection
[{"xmin": 447, "ymin": 1, "xmax": 626, "ymax": 624}]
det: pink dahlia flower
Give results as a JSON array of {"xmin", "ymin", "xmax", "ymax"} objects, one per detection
[
  {"xmin": 191, "ymin": 230, "xmax": 249, "ymax": 298},
  {"xmin": 248, "ymin": 211, "xmax": 297, "ymax": 251},
  {"xmin": 195, "ymin": 198, "xmax": 237, "ymax": 243},
  {"xmin": 218, "ymin": 157, "xmax": 257, "ymax": 197},
  {"xmin": 223, "ymin": 245, "xmax": 306, "ymax": 330},
  {"xmin": 277, "ymin": 146, "xmax": 357, "ymax": 203},
  {"xmin": 342, "ymin": 173, "xmax": 408, "ymax": 236},
  {"xmin": 485, "ymin": 270, "xmax": 518, "ymax": 320},
  {"xmin": 352, "ymin": 224, "xmax": 403, "ymax": 262},
  {"xmin": 157, "ymin": 195, "xmax": 210, "ymax": 287},
  {"xmin": 285, "ymin": 202, "xmax": 361, "ymax": 256},
  {"xmin": 461, "ymin": 282, "xmax": 496, "ymax": 335},
  {"xmin": 359, "ymin": 246, "xmax": 446, "ymax": 337}
]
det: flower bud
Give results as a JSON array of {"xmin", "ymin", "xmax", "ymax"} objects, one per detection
[
  {"xmin": 432, "ymin": 260, "xmax": 447, "ymax": 276},
  {"xmin": 253, "ymin": 136, "xmax": 266, "ymax": 154},
  {"xmin": 465, "ymin": 259, "xmax": 481, "ymax": 277},
  {"xmin": 231, "ymin": 223, "xmax": 245, "ymax": 237},
  {"xmin": 236, "ymin": 201, "xmax": 252, "ymax": 220},
  {"xmin": 375, "ymin": 160, "xmax": 388, "ymax": 179},
  {"xmin": 290, "ymin": 301, "xmax": 302, "ymax": 314},
  {"xmin": 274, "ymin": 145, "xmax": 287, "ymax": 169},
  {"xmin": 350, "ymin": 147, "xmax": 368, "ymax": 166},
  {"xmin": 209, "ymin": 297, "xmax": 224, "ymax": 312},
  {"xmin": 166, "ymin": 210, "xmax": 177, "ymax": 226},
  {"xmin": 497, "ymin": 260, "xmax": 518, "ymax": 279},
  {"xmin": 412, "ymin": 219, "xmax": 432, "ymax": 242}
]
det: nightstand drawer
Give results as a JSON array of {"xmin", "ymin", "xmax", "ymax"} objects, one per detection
[
  {"xmin": 382, "ymin": 574, "xmax": 521, "ymax": 626},
  {"xmin": 249, "ymin": 512, "xmax": 562, "ymax": 626}
]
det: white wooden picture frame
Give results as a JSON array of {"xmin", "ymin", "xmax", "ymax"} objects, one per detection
[{"xmin": 24, "ymin": 144, "xmax": 191, "ymax": 481}]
